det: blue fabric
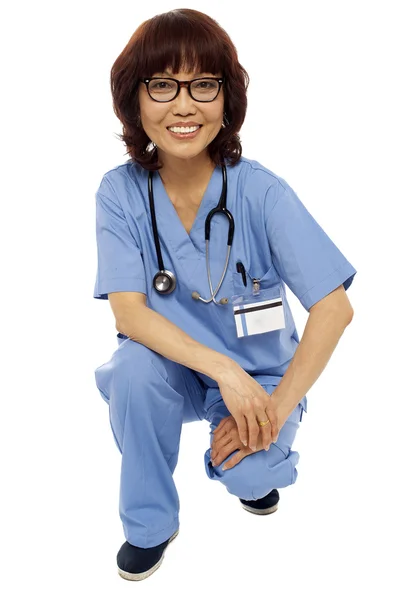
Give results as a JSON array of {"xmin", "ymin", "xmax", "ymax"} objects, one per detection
[
  {"xmin": 93, "ymin": 156, "xmax": 356, "ymax": 411},
  {"xmin": 93, "ymin": 155, "xmax": 356, "ymax": 546},
  {"xmin": 95, "ymin": 336, "xmax": 304, "ymax": 547}
]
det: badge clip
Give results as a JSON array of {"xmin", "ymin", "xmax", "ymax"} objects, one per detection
[{"xmin": 252, "ymin": 278, "xmax": 260, "ymax": 296}]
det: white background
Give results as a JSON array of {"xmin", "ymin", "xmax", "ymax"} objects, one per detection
[{"xmin": 1, "ymin": 0, "xmax": 398, "ymax": 597}]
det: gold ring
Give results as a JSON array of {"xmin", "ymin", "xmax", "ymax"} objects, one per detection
[{"xmin": 258, "ymin": 419, "xmax": 270, "ymax": 427}]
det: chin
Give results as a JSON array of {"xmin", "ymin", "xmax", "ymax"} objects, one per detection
[{"xmin": 162, "ymin": 146, "xmax": 205, "ymax": 159}]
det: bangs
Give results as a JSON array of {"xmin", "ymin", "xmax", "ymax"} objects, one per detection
[{"xmin": 138, "ymin": 16, "xmax": 225, "ymax": 77}]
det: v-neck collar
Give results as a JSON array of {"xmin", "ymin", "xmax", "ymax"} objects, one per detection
[
  {"xmin": 153, "ymin": 164, "xmax": 221, "ymax": 250},
  {"xmin": 149, "ymin": 163, "xmax": 222, "ymax": 285}
]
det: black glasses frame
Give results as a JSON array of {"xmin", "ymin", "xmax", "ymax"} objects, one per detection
[{"xmin": 139, "ymin": 77, "xmax": 224, "ymax": 103}]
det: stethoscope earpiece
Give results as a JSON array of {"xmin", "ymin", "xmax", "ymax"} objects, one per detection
[
  {"xmin": 149, "ymin": 163, "xmax": 233, "ymax": 305},
  {"xmin": 192, "ymin": 291, "xmax": 229, "ymax": 304}
]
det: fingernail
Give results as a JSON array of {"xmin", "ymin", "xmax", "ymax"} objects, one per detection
[
  {"xmin": 222, "ymin": 465, "xmax": 226, "ymax": 471},
  {"xmin": 242, "ymin": 440, "xmax": 248, "ymax": 446},
  {"xmin": 250, "ymin": 445, "xmax": 257, "ymax": 452}
]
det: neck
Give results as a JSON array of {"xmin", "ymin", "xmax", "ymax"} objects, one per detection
[{"xmin": 158, "ymin": 151, "xmax": 215, "ymax": 192}]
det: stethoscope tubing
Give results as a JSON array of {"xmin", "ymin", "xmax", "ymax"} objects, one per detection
[{"xmin": 148, "ymin": 162, "xmax": 234, "ymax": 304}]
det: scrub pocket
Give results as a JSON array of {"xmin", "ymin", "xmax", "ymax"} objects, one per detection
[
  {"xmin": 230, "ymin": 263, "xmax": 289, "ymax": 336},
  {"xmin": 231, "ymin": 263, "xmax": 283, "ymax": 297}
]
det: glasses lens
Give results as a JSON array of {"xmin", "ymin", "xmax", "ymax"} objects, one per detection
[
  {"xmin": 190, "ymin": 79, "xmax": 219, "ymax": 101},
  {"xmin": 148, "ymin": 78, "xmax": 219, "ymax": 102},
  {"xmin": 148, "ymin": 79, "xmax": 178, "ymax": 101}
]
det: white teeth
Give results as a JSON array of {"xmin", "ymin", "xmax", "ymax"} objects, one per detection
[{"xmin": 167, "ymin": 125, "xmax": 200, "ymax": 133}]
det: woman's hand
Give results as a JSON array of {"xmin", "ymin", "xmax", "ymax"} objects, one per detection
[
  {"xmin": 216, "ymin": 366, "xmax": 280, "ymax": 451},
  {"xmin": 210, "ymin": 415, "xmax": 266, "ymax": 470}
]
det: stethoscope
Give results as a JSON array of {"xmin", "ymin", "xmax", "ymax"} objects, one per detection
[{"xmin": 148, "ymin": 163, "xmax": 234, "ymax": 305}]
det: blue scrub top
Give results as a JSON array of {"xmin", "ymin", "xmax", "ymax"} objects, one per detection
[{"xmin": 93, "ymin": 156, "xmax": 357, "ymax": 412}]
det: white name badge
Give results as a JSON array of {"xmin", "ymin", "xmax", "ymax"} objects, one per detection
[{"xmin": 231, "ymin": 283, "xmax": 286, "ymax": 338}]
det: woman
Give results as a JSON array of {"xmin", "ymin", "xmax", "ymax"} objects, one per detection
[{"xmin": 93, "ymin": 8, "xmax": 356, "ymax": 581}]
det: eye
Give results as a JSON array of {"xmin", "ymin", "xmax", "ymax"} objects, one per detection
[
  {"xmin": 193, "ymin": 80, "xmax": 217, "ymax": 90},
  {"xmin": 148, "ymin": 78, "xmax": 176, "ymax": 91},
  {"xmin": 151, "ymin": 81, "xmax": 172, "ymax": 90}
]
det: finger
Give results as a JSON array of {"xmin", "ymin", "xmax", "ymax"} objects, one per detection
[
  {"xmin": 212, "ymin": 416, "xmax": 229, "ymax": 436},
  {"xmin": 269, "ymin": 409, "xmax": 278, "ymax": 442},
  {"xmin": 212, "ymin": 427, "xmax": 233, "ymax": 453},
  {"xmin": 245, "ymin": 411, "xmax": 260, "ymax": 451},
  {"xmin": 256, "ymin": 412, "xmax": 272, "ymax": 451},
  {"xmin": 268, "ymin": 395, "xmax": 279, "ymax": 441},
  {"xmin": 211, "ymin": 420, "xmax": 224, "ymax": 438},
  {"xmin": 211, "ymin": 433, "xmax": 232, "ymax": 459},
  {"xmin": 212, "ymin": 439, "xmax": 239, "ymax": 466},
  {"xmin": 233, "ymin": 412, "xmax": 248, "ymax": 447},
  {"xmin": 221, "ymin": 451, "xmax": 245, "ymax": 471},
  {"xmin": 212, "ymin": 419, "xmax": 234, "ymax": 443},
  {"xmin": 211, "ymin": 425, "xmax": 225, "ymax": 443},
  {"xmin": 213, "ymin": 422, "xmax": 243, "ymax": 459}
]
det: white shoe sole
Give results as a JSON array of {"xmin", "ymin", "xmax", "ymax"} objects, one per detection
[
  {"xmin": 241, "ymin": 502, "xmax": 279, "ymax": 515},
  {"xmin": 117, "ymin": 529, "xmax": 179, "ymax": 581}
]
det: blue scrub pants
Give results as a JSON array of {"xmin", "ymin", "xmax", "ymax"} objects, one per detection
[{"xmin": 94, "ymin": 335, "xmax": 304, "ymax": 549}]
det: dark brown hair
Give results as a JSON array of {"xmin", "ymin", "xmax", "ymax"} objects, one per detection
[{"xmin": 110, "ymin": 8, "xmax": 250, "ymax": 171}]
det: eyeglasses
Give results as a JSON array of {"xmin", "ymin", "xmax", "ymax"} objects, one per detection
[{"xmin": 139, "ymin": 77, "xmax": 224, "ymax": 103}]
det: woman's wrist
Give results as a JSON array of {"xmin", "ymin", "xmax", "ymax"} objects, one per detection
[{"xmin": 214, "ymin": 358, "xmax": 242, "ymax": 384}]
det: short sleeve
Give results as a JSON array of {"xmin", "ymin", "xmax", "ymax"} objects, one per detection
[
  {"xmin": 266, "ymin": 180, "xmax": 357, "ymax": 311},
  {"xmin": 93, "ymin": 182, "xmax": 147, "ymax": 300}
]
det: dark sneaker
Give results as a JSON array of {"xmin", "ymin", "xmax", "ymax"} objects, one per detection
[
  {"xmin": 240, "ymin": 489, "xmax": 279, "ymax": 515},
  {"xmin": 117, "ymin": 529, "xmax": 179, "ymax": 581}
]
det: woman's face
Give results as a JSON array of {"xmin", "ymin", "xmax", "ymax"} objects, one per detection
[{"xmin": 138, "ymin": 68, "xmax": 224, "ymax": 162}]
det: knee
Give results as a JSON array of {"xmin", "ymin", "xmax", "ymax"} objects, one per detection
[
  {"xmin": 228, "ymin": 452, "xmax": 280, "ymax": 500},
  {"xmin": 112, "ymin": 339, "xmax": 182, "ymax": 399},
  {"xmin": 96, "ymin": 338, "xmax": 186, "ymax": 415},
  {"xmin": 112, "ymin": 338, "xmax": 158, "ymax": 378},
  {"xmin": 247, "ymin": 447, "xmax": 300, "ymax": 499},
  {"xmin": 116, "ymin": 337, "xmax": 185, "ymax": 384},
  {"xmin": 94, "ymin": 340, "xmax": 159, "ymax": 405},
  {"xmin": 205, "ymin": 446, "xmax": 300, "ymax": 500}
]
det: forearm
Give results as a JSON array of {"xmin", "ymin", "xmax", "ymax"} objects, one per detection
[
  {"xmin": 273, "ymin": 305, "xmax": 353, "ymax": 420},
  {"xmin": 117, "ymin": 305, "xmax": 234, "ymax": 381}
]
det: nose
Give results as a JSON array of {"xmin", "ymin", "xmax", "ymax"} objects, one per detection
[{"xmin": 174, "ymin": 83, "xmax": 196, "ymax": 108}]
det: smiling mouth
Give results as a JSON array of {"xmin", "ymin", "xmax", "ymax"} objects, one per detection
[
  {"xmin": 166, "ymin": 125, "xmax": 203, "ymax": 139},
  {"xmin": 166, "ymin": 125, "xmax": 202, "ymax": 133}
]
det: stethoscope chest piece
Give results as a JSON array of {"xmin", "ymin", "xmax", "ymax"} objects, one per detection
[{"xmin": 153, "ymin": 269, "xmax": 176, "ymax": 294}]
